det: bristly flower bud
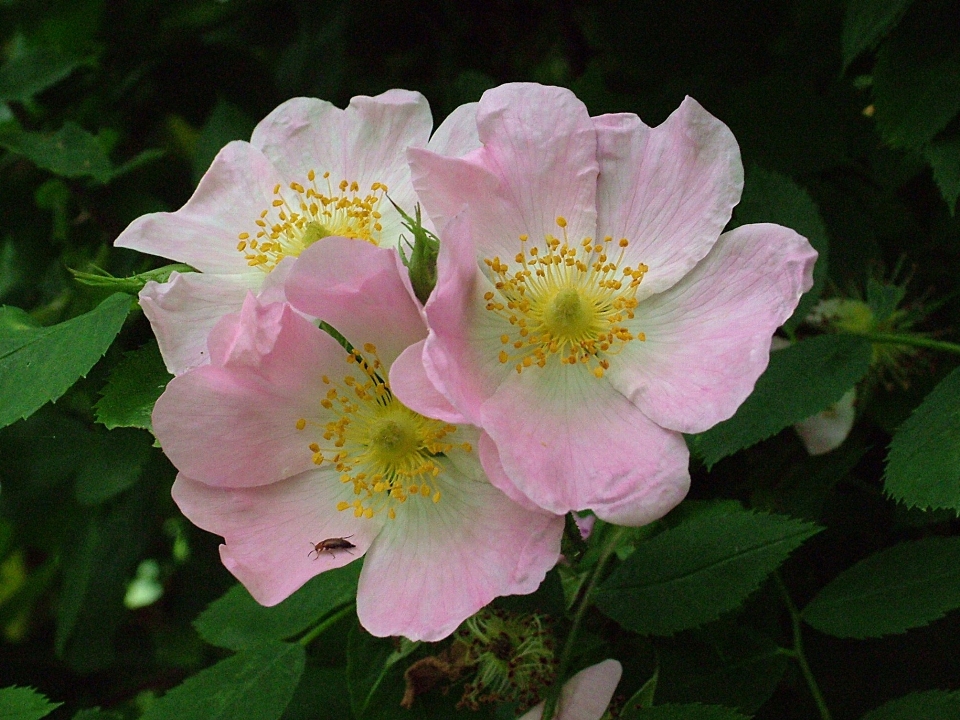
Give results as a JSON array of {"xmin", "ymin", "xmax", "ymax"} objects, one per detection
[
  {"xmin": 454, "ymin": 608, "xmax": 558, "ymax": 712},
  {"xmin": 390, "ymin": 198, "xmax": 439, "ymax": 304}
]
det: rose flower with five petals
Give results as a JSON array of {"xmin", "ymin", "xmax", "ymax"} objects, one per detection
[
  {"xmin": 115, "ymin": 90, "xmax": 479, "ymax": 375},
  {"xmin": 152, "ymin": 238, "xmax": 562, "ymax": 641},
  {"xmin": 399, "ymin": 83, "xmax": 817, "ymax": 525}
]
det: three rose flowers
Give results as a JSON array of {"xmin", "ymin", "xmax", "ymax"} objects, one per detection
[{"xmin": 115, "ymin": 83, "xmax": 816, "ymax": 643}]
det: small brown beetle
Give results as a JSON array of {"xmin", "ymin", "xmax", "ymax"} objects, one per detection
[{"xmin": 308, "ymin": 535, "xmax": 356, "ymax": 559}]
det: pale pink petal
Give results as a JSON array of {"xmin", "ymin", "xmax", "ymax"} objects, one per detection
[
  {"xmin": 172, "ymin": 473, "xmax": 379, "ymax": 606},
  {"xmin": 389, "ymin": 340, "xmax": 468, "ymax": 424},
  {"xmin": 420, "ymin": 213, "xmax": 514, "ymax": 425},
  {"xmin": 139, "ymin": 271, "xmax": 255, "ymax": 375},
  {"xmin": 477, "ymin": 433, "xmax": 563, "ymax": 513},
  {"xmin": 480, "ymin": 362, "xmax": 691, "ymax": 525},
  {"xmin": 607, "ymin": 223, "xmax": 817, "ymax": 434},
  {"xmin": 520, "ymin": 660, "xmax": 623, "ymax": 720},
  {"xmin": 410, "ymin": 83, "xmax": 599, "ymax": 254},
  {"xmin": 427, "ymin": 101, "xmax": 480, "ymax": 158},
  {"xmin": 356, "ymin": 454, "xmax": 563, "ymax": 641},
  {"xmin": 153, "ymin": 302, "xmax": 346, "ymax": 487},
  {"xmin": 285, "ymin": 237, "xmax": 424, "ymax": 366},
  {"xmin": 795, "ymin": 388, "xmax": 856, "ymax": 455},
  {"xmin": 594, "ymin": 97, "xmax": 743, "ymax": 298},
  {"xmin": 114, "ymin": 141, "xmax": 284, "ymax": 274}
]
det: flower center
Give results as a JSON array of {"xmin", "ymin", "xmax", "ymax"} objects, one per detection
[
  {"xmin": 237, "ymin": 171, "xmax": 387, "ymax": 273},
  {"xmin": 296, "ymin": 343, "xmax": 471, "ymax": 520},
  {"xmin": 483, "ymin": 217, "xmax": 648, "ymax": 378}
]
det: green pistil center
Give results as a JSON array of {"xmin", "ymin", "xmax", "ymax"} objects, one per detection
[
  {"xmin": 369, "ymin": 414, "xmax": 421, "ymax": 465},
  {"xmin": 301, "ymin": 220, "xmax": 332, "ymax": 247},
  {"xmin": 544, "ymin": 287, "xmax": 591, "ymax": 339}
]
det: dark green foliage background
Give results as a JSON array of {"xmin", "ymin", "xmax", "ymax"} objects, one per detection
[{"xmin": 0, "ymin": 0, "xmax": 959, "ymax": 719}]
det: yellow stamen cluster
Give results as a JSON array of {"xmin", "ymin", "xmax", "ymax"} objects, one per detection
[
  {"xmin": 296, "ymin": 343, "xmax": 471, "ymax": 520},
  {"xmin": 483, "ymin": 217, "xmax": 648, "ymax": 379},
  {"xmin": 237, "ymin": 171, "xmax": 387, "ymax": 272}
]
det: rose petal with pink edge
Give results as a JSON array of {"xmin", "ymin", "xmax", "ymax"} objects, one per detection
[
  {"xmin": 519, "ymin": 660, "xmax": 623, "ymax": 720},
  {"xmin": 479, "ymin": 361, "xmax": 690, "ymax": 525},
  {"xmin": 594, "ymin": 96, "xmax": 743, "ymax": 299},
  {"xmin": 410, "ymin": 83, "xmax": 599, "ymax": 257},
  {"xmin": 607, "ymin": 223, "xmax": 817, "ymax": 435},
  {"xmin": 139, "ymin": 271, "xmax": 255, "ymax": 375},
  {"xmin": 356, "ymin": 458, "xmax": 563, "ymax": 641},
  {"xmin": 285, "ymin": 237, "xmax": 424, "ymax": 367},
  {"xmin": 153, "ymin": 303, "xmax": 348, "ymax": 487},
  {"xmin": 477, "ymin": 433, "xmax": 558, "ymax": 513},
  {"xmin": 114, "ymin": 141, "xmax": 285, "ymax": 274},
  {"xmin": 427, "ymin": 101, "xmax": 480, "ymax": 158},
  {"xmin": 172, "ymin": 473, "xmax": 378, "ymax": 606},
  {"xmin": 421, "ymin": 212, "xmax": 515, "ymax": 425},
  {"xmin": 390, "ymin": 340, "xmax": 468, "ymax": 424}
]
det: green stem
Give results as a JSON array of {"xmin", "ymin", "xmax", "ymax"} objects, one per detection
[
  {"xmin": 298, "ymin": 603, "xmax": 355, "ymax": 647},
  {"xmin": 774, "ymin": 573, "xmax": 832, "ymax": 720},
  {"xmin": 846, "ymin": 331, "xmax": 960, "ymax": 357},
  {"xmin": 542, "ymin": 525, "xmax": 627, "ymax": 720}
]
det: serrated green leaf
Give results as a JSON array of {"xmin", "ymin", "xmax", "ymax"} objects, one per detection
[
  {"xmin": 139, "ymin": 641, "xmax": 305, "ymax": 720},
  {"xmin": 924, "ymin": 137, "xmax": 960, "ymax": 214},
  {"xmin": 732, "ymin": 167, "xmax": 829, "ymax": 331},
  {"xmin": 595, "ymin": 506, "xmax": 821, "ymax": 635},
  {"xmin": 194, "ymin": 562, "xmax": 360, "ymax": 651},
  {"xmin": 691, "ymin": 335, "xmax": 872, "ymax": 467},
  {"xmin": 94, "ymin": 340, "xmax": 172, "ymax": 431},
  {"xmin": 74, "ymin": 428, "xmax": 153, "ymax": 505},
  {"xmin": 0, "ymin": 47, "xmax": 80, "ymax": 102},
  {"xmin": 346, "ymin": 626, "xmax": 420, "ymax": 720},
  {"xmin": 885, "ymin": 367, "xmax": 960, "ymax": 511},
  {"xmin": 802, "ymin": 537, "xmax": 960, "ymax": 638},
  {"xmin": 656, "ymin": 627, "xmax": 787, "ymax": 713},
  {"xmin": 841, "ymin": 0, "xmax": 915, "ymax": 70},
  {"xmin": 861, "ymin": 690, "xmax": 960, "ymax": 720},
  {"xmin": 621, "ymin": 702, "xmax": 751, "ymax": 720},
  {"xmin": 872, "ymin": 5, "xmax": 960, "ymax": 150},
  {"xmin": 0, "ymin": 122, "xmax": 114, "ymax": 182},
  {"xmin": 0, "ymin": 686, "xmax": 62, "ymax": 720},
  {"xmin": 0, "ymin": 293, "xmax": 132, "ymax": 430}
]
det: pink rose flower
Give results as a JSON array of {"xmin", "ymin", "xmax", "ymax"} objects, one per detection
[
  {"xmin": 153, "ymin": 238, "xmax": 562, "ymax": 641},
  {"xmin": 519, "ymin": 660, "xmax": 623, "ymax": 720},
  {"xmin": 400, "ymin": 83, "xmax": 817, "ymax": 525},
  {"xmin": 115, "ymin": 91, "xmax": 479, "ymax": 375}
]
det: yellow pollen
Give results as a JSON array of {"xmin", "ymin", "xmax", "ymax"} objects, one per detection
[
  {"xmin": 482, "ymin": 221, "xmax": 648, "ymax": 377},
  {"xmin": 237, "ymin": 172, "xmax": 387, "ymax": 273},
  {"xmin": 298, "ymin": 345, "xmax": 471, "ymax": 521}
]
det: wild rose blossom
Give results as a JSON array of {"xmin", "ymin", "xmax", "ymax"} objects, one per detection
[
  {"xmin": 152, "ymin": 238, "xmax": 562, "ymax": 641},
  {"xmin": 519, "ymin": 660, "xmax": 623, "ymax": 720},
  {"xmin": 401, "ymin": 83, "xmax": 817, "ymax": 524},
  {"xmin": 115, "ymin": 90, "xmax": 479, "ymax": 375}
]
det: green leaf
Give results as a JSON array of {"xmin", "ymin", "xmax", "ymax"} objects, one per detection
[
  {"xmin": 732, "ymin": 167, "xmax": 829, "ymax": 331},
  {"xmin": 346, "ymin": 626, "xmax": 420, "ymax": 720},
  {"xmin": 924, "ymin": 137, "xmax": 960, "ymax": 214},
  {"xmin": 691, "ymin": 335, "xmax": 872, "ymax": 467},
  {"xmin": 95, "ymin": 341, "xmax": 172, "ymax": 431},
  {"xmin": 71, "ymin": 264, "xmax": 194, "ymax": 295},
  {"xmin": 621, "ymin": 703, "xmax": 751, "ymax": 720},
  {"xmin": 595, "ymin": 505, "xmax": 821, "ymax": 635},
  {"xmin": 872, "ymin": 5, "xmax": 960, "ymax": 150},
  {"xmin": 860, "ymin": 690, "xmax": 960, "ymax": 720},
  {"xmin": 0, "ymin": 293, "xmax": 132, "ymax": 430},
  {"xmin": 0, "ymin": 47, "xmax": 80, "ymax": 102},
  {"xmin": 0, "ymin": 686, "xmax": 62, "ymax": 719},
  {"xmin": 885, "ymin": 367, "xmax": 960, "ymax": 511},
  {"xmin": 656, "ymin": 627, "xmax": 788, "ymax": 713},
  {"xmin": 56, "ymin": 480, "xmax": 154, "ymax": 672},
  {"xmin": 802, "ymin": 537, "xmax": 960, "ymax": 638},
  {"xmin": 0, "ymin": 122, "xmax": 115, "ymax": 182},
  {"xmin": 194, "ymin": 562, "xmax": 361, "ymax": 651},
  {"xmin": 139, "ymin": 641, "xmax": 305, "ymax": 720},
  {"xmin": 841, "ymin": 0, "xmax": 915, "ymax": 70},
  {"xmin": 74, "ymin": 428, "xmax": 154, "ymax": 505}
]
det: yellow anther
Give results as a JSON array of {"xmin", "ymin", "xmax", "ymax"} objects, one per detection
[
  {"xmin": 296, "ymin": 418, "xmax": 307, "ymax": 430},
  {"xmin": 556, "ymin": 216, "xmax": 567, "ymax": 228}
]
